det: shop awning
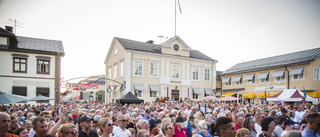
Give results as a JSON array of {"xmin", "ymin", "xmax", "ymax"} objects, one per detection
[
  {"xmin": 222, "ymin": 77, "xmax": 231, "ymax": 83},
  {"xmin": 220, "ymin": 93, "xmax": 235, "ymax": 98},
  {"xmin": 272, "ymin": 70, "xmax": 285, "ymax": 77},
  {"xmin": 244, "ymin": 74, "xmax": 255, "ymax": 80},
  {"xmin": 192, "ymin": 87, "xmax": 202, "ymax": 94},
  {"xmin": 242, "ymin": 93, "xmax": 256, "ymax": 99},
  {"xmin": 306, "ymin": 91, "xmax": 320, "ymax": 98},
  {"xmin": 204, "ymin": 88, "xmax": 213, "ymax": 95},
  {"xmin": 257, "ymin": 92, "xmax": 270, "ymax": 98},
  {"xmin": 133, "ymin": 84, "xmax": 144, "ymax": 91},
  {"xmin": 257, "ymin": 72, "xmax": 269, "ymax": 79},
  {"xmin": 149, "ymin": 85, "xmax": 160, "ymax": 92},
  {"xmin": 232, "ymin": 76, "xmax": 242, "ymax": 82},
  {"xmin": 289, "ymin": 67, "xmax": 304, "ymax": 75},
  {"xmin": 272, "ymin": 92, "xmax": 280, "ymax": 96}
]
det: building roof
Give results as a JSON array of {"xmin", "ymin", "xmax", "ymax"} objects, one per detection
[
  {"xmin": 216, "ymin": 71, "xmax": 223, "ymax": 81},
  {"xmin": 115, "ymin": 37, "xmax": 215, "ymax": 62},
  {"xmin": 16, "ymin": 36, "xmax": 65, "ymax": 56},
  {"xmin": 222, "ymin": 47, "xmax": 320, "ymax": 75}
]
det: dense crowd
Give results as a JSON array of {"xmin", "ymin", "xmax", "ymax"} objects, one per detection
[{"xmin": 1, "ymin": 99, "xmax": 320, "ymax": 137}]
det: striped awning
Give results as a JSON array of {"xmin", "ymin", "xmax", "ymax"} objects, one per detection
[
  {"xmin": 204, "ymin": 88, "xmax": 213, "ymax": 95},
  {"xmin": 272, "ymin": 92, "xmax": 280, "ymax": 96},
  {"xmin": 257, "ymin": 72, "xmax": 269, "ymax": 79},
  {"xmin": 289, "ymin": 67, "xmax": 304, "ymax": 75},
  {"xmin": 232, "ymin": 76, "xmax": 242, "ymax": 82},
  {"xmin": 272, "ymin": 70, "xmax": 285, "ymax": 77},
  {"xmin": 222, "ymin": 77, "xmax": 231, "ymax": 83},
  {"xmin": 242, "ymin": 93, "xmax": 256, "ymax": 99}
]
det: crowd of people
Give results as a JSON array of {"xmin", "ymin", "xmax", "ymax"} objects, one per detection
[{"xmin": 1, "ymin": 98, "xmax": 320, "ymax": 137}]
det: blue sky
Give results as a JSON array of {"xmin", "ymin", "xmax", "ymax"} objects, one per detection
[{"xmin": 0, "ymin": 0, "xmax": 319, "ymax": 82}]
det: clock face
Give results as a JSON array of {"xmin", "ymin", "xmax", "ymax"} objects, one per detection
[
  {"xmin": 173, "ymin": 44, "xmax": 180, "ymax": 52},
  {"xmin": 107, "ymin": 87, "xmax": 112, "ymax": 93}
]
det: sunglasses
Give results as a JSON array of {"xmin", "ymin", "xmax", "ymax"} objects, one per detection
[
  {"xmin": 167, "ymin": 127, "xmax": 174, "ymax": 130},
  {"xmin": 108, "ymin": 124, "xmax": 114, "ymax": 127},
  {"xmin": 120, "ymin": 120, "xmax": 128, "ymax": 122},
  {"xmin": 67, "ymin": 130, "xmax": 78, "ymax": 135}
]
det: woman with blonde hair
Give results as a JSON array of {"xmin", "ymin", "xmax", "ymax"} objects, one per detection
[
  {"xmin": 137, "ymin": 129, "xmax": 149, "ymax": 137},
  {"xmin": 161, "ymin": 122, "xmax": 175, "ymax": 137},
  {"xmin": 136, "ymin": 120, "xmax": 150, "ymax": 132},
  {"xmin": 58, "ymin": 123, "xmax": 78, "ymax": 137},
  {"xmin": 236, "ymin": 128, "xmax": 251, "ymax": 137},
  {"xmin": 98, "ymin": 118, "xmax": 114, "ymax": 137}
]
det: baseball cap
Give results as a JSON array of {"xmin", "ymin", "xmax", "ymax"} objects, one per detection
[
  {"xmin": 93, "ymin": 115, "xmax": 102, "ymax": 122},
  {"xmin": 80, "ymin": 115, "xmax": 91, "ymax": 123}
]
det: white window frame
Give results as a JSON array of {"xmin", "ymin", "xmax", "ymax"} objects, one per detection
[
  {"xmin": 149, "ymin": 61, "xmax": 159, "ymax": 78},
  {"xmin": 314, "ymin": 67, "xmax": 320, "ymax": 81},
  {"xmin": 292, "ymin": 69, "xmax": 304, "ymax": 81},
  {"xmin": 135, "ymin": 90, "xmax": 143, "ymax": 98},
  {"xmin": 114, "ymin": 65, "xmax": 117, "ymax": 79},
  {"xmin": 120, "ymin": 61, "xmax": 124, "ymax": 77},
  {"xmin": 114, "ymin": 48, "xmax": 118, "ymax": 55},
  {"xmin": 260, "ymin": 73, "xmax": 270, "ymax": 83},
  {"xmin": 149, "ymin": 91, "xmax": 157, "ymax": 98},
  {"xmin": 204, "ymin": 68, "xmax": 211, "ymax": 82},
  {"xmin": 192, "ymin": 92, "xmax": 199, "ymax": 100},
  {"xmin": 247, "ymin": 75, "xmax": 256, "ymax": 85},
  {"xmin": 235, "ymin": 77, "xmax": 243, "ymax": 86},
  {"xmin": 225, "ymin": 78, "xmax": 232, "ymax": 87},
  {"xmin": 184, "ymin": 88, "xmax": 188, "ymax": 98},
  {"xmin": 172, "ymin": 64, "xmax": 180, "ymax": 79},
  {"xmin": 192, "ymin": 66, "xmax": 200, "ymax": 81},
  {"xmin": 275, "ymin": 74, "xmax": 286, "ymax": 82},
  {"xmin": 133, "ymin": 59, "xmax": 143, "ymax": 77}
]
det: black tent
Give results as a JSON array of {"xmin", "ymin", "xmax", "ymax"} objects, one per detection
[{"xmin": 119, "ymin": 92, "xmax": 144, "ymax": 104}]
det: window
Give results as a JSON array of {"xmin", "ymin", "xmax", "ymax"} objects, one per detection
[
  {"xmin": 114, "ymin": 48, "xmax": 118, "ymax": 55},
  {"xmin": 0, "ymin": 37, "xmax": 8, "ymax": 46},
  {"xmin": 97, "ymin": 94, "xmax": 103, "ymax": 101},
  {"xmin": 204, "ymin": 68, "xmax": 211, "ymax": 82},
  {"xmin": 192, "ymin": 66, "xmax": 199, "ymax": 81},
  {"xmin": 13, "ymin": 57, "xmax": 27, "ymax": 73},
  {"xmin": 37, "ymin": 59, "xmax": 50, "ymax": 74},
  {"xmin": 293, "ymin": 69, "xmax": 304, "ymax": 80},
  {"xmin": 193, "ymin": 93, "xmax": 199, "ymax": 99},
  {"xmin": 108, "ymin": 67, "xmax": 112, "ymax": 79},
  {"xmin": 248, "ymin": 75, "xmax": 255, "ymax": 84},
  {"xmin": 276, "ymin": 74, "xmax": 285, "ymax": 82},
  {"xmin": 184, "ymin": 88, "xmax": 188, "ymax": 98},
  {"xmin": 150, "ymin": 91, "xmax": 157, "ymax": 98},
  {"xmin": 36, "ymin": 87, "xmax": 50, "ymax": 103},
  {"xmin": 120, "ymin": 61, "xmax": 124, "ymax": 77},
  {"xmin": 261, "ymin": 74, "xmax": 270, "ymax": 83},
  {"xmin": 149, "ymin": 62, "xmax": 158, "ymax": 78},
  {"xmin": 114, "ymin": 65, "xmax": 117, "ymax": 79},
  {"xmin": 236, "ymin": 77, "xmax": 243, "ymax": 85},
  {"xmin": 108, "ymin": 91, "xmax": 111, "ymax": 99},
  {"xmin": 135, "ymin": 90, "xmax": 142, "ymax": 98},
  {"xmin": 134, "ymin": 60, "xmax": 143, "ymax": 76},
  {"xmin": 172, "ymin": 64, "xmax": 180, "ymax": 79},
  {"xmin": 113, "ymin": 91, "xmax": 116, "ymax": 98},
  {"xmin": 314, "ymin": 67, "xmax": 320, "ymax": 80},
  {"xmin": 12, "ymin": 86, "xmax": 27, "ymax": 96},
  {"xmin": 225, "ymin": 78, "xmax": 231, "ymax": 86},
  {"xmin": 162, "ymin": 86, "xmax": 167, "ymax": 97}
]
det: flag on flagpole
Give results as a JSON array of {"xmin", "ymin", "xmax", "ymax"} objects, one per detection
[
  {"xmin": 177, "ymin": 0, "xmax": 182, "ymax": 14},
  {"xmin": 304, "ymin": 88, "xmax": 307, "ymax": 98}
]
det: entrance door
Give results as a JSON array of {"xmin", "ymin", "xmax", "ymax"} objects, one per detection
[{"xmin": 171, "ymin": 90, "xmax": 179, "ymax": 101}]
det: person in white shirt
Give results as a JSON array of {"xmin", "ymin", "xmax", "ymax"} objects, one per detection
[
  {"xmin": 254, "ymin": 112, "xmax": 264, "ymax": 135},
  {"xmin": 113, "ymin": 114, "xmax": 131, "ymax": 137},
  {"xmin": 294, "ymin": 106, "xmax": 305, "ymax": 123}
]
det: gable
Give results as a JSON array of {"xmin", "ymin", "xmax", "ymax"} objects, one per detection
[{"xmin": 159, "ymin": 36, "xmax": 191, "ymax": 57}]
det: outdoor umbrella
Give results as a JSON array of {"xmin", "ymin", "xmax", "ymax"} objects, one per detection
[
  {"xmin": 0, "ymin": 92, "xmax": 29, "ymax": 104},
  {"xmin": 203, "ymin": 96, "xmax": 218, "ymax": 100},
  {"xmin": 219, "ymin": 96, "xmax": 239, "ymax": 101},
  {"xmin": 29, "ymin": 95, "xmax": 54, "ymax": 101}
]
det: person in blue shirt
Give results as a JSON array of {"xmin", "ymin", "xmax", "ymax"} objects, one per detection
[{"xmin": 301, "ymin": 112, "xmax": 320, "ymax": 137}]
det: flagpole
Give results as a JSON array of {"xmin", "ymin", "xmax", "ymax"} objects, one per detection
[{"xmin": 175, "ymin": 0, "xmax": 177, "ymax": 36}]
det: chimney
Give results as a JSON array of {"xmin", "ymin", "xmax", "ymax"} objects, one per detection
[
  {"xmin": 5, "ymin": 26, "xmax": 13, "ymax": 33},
  {"xmin": 146, "ymin": 40, "xmax": 154, "ymax": 44}
]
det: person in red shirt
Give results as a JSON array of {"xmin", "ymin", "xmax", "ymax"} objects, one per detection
[
  {"xmin": 173, "ymin": 117, "xmax": 187, "ymax": 137},
  {"xmin": 234, "ymin": 115, "xmax": 244, "ymax": 131}
]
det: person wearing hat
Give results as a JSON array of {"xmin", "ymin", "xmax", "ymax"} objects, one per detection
[
  {"xmin": 78, "ymin": 115, "xmax": 99, "ymax": 137},
  {"xmin": 280, "ymin": 119, "xmax": 295, "ymax": 137},
  {"xmin": 92, "ymin": 115, "xmax": 102, "ymax": 131},
  {"xmin": 173, "ymin": 117, "xmax": 187, "ymax": 137}
]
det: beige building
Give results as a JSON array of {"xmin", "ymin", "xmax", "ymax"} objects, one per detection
[
  {"xmin": 104, "ymin": 36, "xmax": 217, "ymax": 103},
  {"xmin": 221, "ymin": 47, "xmax": 320, "ymax": 104}
]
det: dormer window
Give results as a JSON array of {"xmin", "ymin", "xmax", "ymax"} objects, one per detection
[
  {"xmin": 0, "ymin": 37, "xmax": 8, "ymax": 46},
  {"xmin": 172, "ymin": 43, "xmax": 180, "ymax": 52}
]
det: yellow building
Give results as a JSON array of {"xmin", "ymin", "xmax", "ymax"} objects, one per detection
[
  {"xmin": 104, "ymin": 36, "xmax": 217, "ymax": 103},
  {"xmin": 221, "ymin": 48, "xmax": 320, "ymax": 104}
]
